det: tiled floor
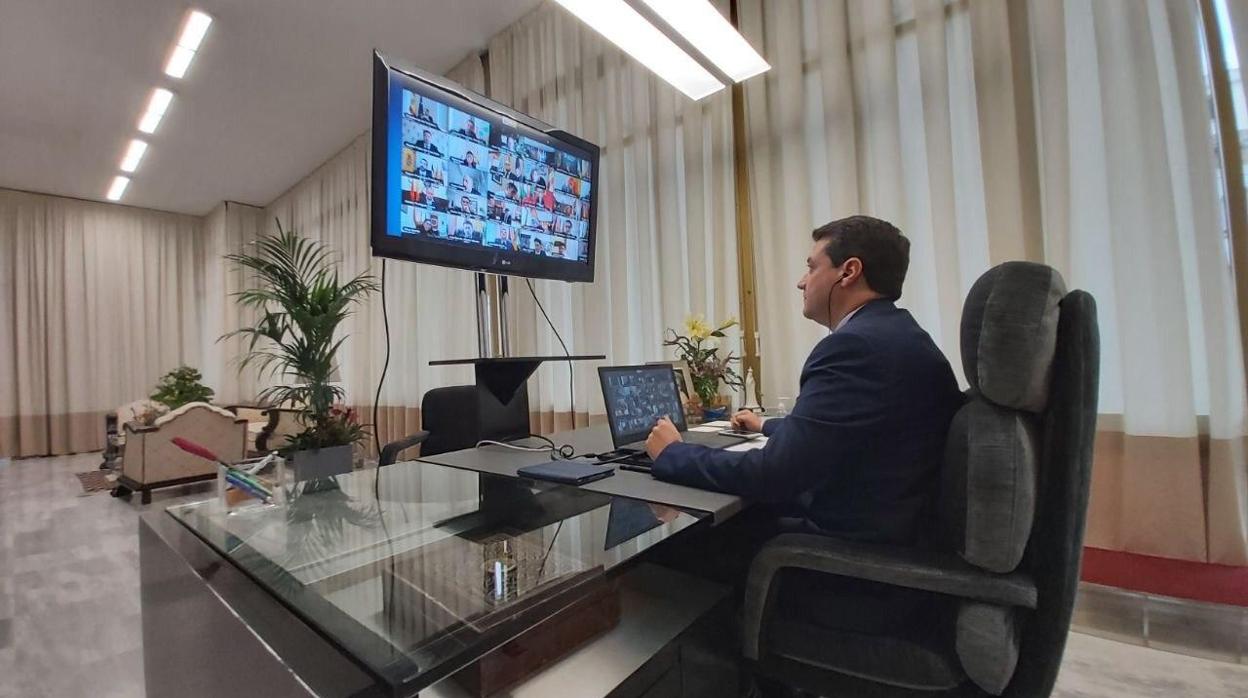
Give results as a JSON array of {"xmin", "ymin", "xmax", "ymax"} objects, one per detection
[{"xmin": 2, "ymin": 453, "xmax": 1248, "ymax": 698}]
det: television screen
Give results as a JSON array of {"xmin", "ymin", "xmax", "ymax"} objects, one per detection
[{"xmin": 372, "ymin": 52, "xmax": 599, "ymax": 282}]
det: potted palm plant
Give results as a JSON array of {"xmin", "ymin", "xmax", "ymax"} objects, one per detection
[{"xmin": 223, "ymin": 222, "xmax": 378, "ymax": 478}]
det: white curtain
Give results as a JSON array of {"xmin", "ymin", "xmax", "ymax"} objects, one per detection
[
  {"xmin": 0, "ymin": 189, "xmax": 205, "ymax": 457},
  {"xmin": 201, "ymin": 56, "xmax": 489, "ymax": 448},
  {"xmin": 741, "ymin": 0, "xmax": 1248, "ymax": 565},
  {"xmin": 486, "ymin": 1, "xmax": 740, "ymax": 430}
]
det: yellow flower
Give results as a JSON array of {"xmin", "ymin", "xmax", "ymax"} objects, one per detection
[
  {"xmin": 685, "ymin": 314, "xmax": 713, "ymax": 341},
  {"xmin": 716, "ymin": 316, "xmax": 739, "ymax": 332}
]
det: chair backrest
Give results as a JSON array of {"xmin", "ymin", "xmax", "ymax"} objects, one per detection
[
  {"xmin": 1006, "ymin": 289, "xmax": 1099, "ymax": 698},
  {"xmin": 420, "ymin": 385, "xmax": 483, "ymax": 457},
  {"xmin": 939, "ymin": 262, "xmax": 1067, "ymax": 573},
  {"xmin": 937, "ymin": 262, "xmax": 1099, "ymax": 695},
  {"xmin": 419, "ymin": 383, "xmax": 532, "ymax": 456}
]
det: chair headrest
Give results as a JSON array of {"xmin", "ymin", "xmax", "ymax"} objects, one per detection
[{"xmin": 961, "ymin": 262, "xmax": 1066, "ymax": 412}]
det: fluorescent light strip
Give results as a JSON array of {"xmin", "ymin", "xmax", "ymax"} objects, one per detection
[
  {"xmin": 180, "ymin": 10, "xmax": 212, "ymax": 51},
  {"xmin": 165, "ymin": 45, "xmax": 196, "ymax": 79},
  {"xmin": 638, "ymin": 0, "xmax": 769, "ymax": 82},
  {"xmin": 107, "ymin": 176, "xmax": 130, "ymax": 201},
  {"xmin": 164, "ymin": 10, "xmax": 212, "ymax": 78},
  {"xmin": 138, "ymin": 88, "xmax": 173, "ymax": 134},
  {"xmin": 552, "ymin": 0, "xmax": 724, "ymax": 100},
  {"xmin": 120, "ymin": 139, "xmax": 148, "ymax": 173}
]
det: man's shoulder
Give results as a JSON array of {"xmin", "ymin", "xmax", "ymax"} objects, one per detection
[{"xmin": 816, "ymin": 301, "xmax": 947, "ymax": 367}]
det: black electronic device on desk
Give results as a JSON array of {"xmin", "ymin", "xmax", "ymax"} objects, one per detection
[
  {"xmin": 518, "ymin": 460, "xmax": 615, "ymax": 486},
  {"xmin": 594, "ymin": 364, "xmax": 753, "ymax": 472}
]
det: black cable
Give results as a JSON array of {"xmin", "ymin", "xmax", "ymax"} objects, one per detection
[
  {"xmin": 537, "ymin": 520, "xmax": 565, "ymax": 582},
  {"xmin": 475, "ymin": 436, "xmax": 577, "ymax": 460},
  {"xmin": 373, "ymin": 258, "xmax": 391, "ymax": 500},
  {"xmin": 525, "ymin": 277, "xmax": 575, "ymax": 427}
]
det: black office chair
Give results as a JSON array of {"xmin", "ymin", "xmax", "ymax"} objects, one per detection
[
  {"xmin": 379, "ymin": 383, "xmax": 532, "ymax": 464},
  {"xmin": 378, "ymin": 430, "xmax": 429, "ymax": 467},
  {"xmin": 419, "ymin": 385, "xmax": 485, "ymax": 457},
  {"xmin": 742, "ymin": 262, "xmax": 1099, "ymax": 697}
]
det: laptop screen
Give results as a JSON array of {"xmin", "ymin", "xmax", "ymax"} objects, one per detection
[{"xmin": 598, "ymin": 365, "xmax": 689, "ymax": 447}]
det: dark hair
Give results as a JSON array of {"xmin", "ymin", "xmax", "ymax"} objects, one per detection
[{"xmin": 811, "ymin": 215, "xmax": 910, "ymax": 300}]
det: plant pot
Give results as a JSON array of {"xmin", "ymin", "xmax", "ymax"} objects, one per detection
[
  {"xmin": 700, "ymin": 395, "xmax": 731, "ymax": 422},
  {"xmin": 290, "ymin": 444, "xmax": 354, "ymax": 482}
]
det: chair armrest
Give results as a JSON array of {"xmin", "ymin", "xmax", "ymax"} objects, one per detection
[
  {"xmin": 743, "ymin": 533, "xmax": 1037, "ymax": 660},
  {"xmin": 380, "ymin": 431, "xmax": 431, "ymax": 466}
]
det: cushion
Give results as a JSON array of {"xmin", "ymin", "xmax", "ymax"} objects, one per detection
[
  {"xmin": 956, "ymin": 602, "xmax": 1022, "ymax": 695},
  {"xmin": 764, "ymin": 571, "xmax": 963, "ymax": 691},
  {"xmin": 961, "ymin": 262, "xmax": 1066, "ymax": 412},
  {"xmin": 939, "ymin": 400, "xmax": 1038, "ymax": 573}
]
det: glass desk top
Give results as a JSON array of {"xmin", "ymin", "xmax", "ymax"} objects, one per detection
[{"xmin": 166, "ymin": 460, "xmax": 706, "ymax": 696}]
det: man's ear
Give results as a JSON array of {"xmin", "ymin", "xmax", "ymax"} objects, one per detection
[{"xmin": 843, "ymin": 257, "xmax": 864, "ymax": 284}]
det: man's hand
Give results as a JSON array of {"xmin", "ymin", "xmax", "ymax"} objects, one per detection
[
  {"xmin": 730, "ymin": 409, "xmax": 764, "ymax": 433},
  {"xmin": 646, "ymin": 417, "xmax": 682, "ymax": 460}
]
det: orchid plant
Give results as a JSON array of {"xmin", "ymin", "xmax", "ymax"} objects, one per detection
[{"xmin": 663, "ymin": 315, "xmax": 744, "ymax": 408}]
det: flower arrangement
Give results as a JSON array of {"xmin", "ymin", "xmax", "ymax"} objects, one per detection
[
  {"xmin": 283, "ymin": 403, "xmax": 367, "ymax": 452},
  {"xmin": 664, "ymin": 315, "xmax": 744, "ymax": 412}
]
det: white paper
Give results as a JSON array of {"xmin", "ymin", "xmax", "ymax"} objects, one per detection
[
  {"xmin": 726, "ymin": 437, "xmax": 768, "ymax": 452},
  {"xmin": 702, "ymin": 420, "xmax": 732, "ymax": 428},
  {"xmin": 688, "ymin": 425, "xmax": 721, "ymax": 433}
]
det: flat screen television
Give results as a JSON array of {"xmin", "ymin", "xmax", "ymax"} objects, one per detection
[{"xmin": 371, "ymin": 52, "xmax": 600, "ymax": 282}]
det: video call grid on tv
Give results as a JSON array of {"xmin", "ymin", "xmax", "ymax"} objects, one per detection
[
  {"xmin": 604, "ymin": 371, "xmax": 684, "ymax": 438},
  {"xmin": 397, "ymin": 89, "xmax": 593, "ymax": 262}
]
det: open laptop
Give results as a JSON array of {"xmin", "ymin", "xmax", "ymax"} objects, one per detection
[{"xmin": 597, "ymin": 365, "xmax": 743, "ymax": 466}]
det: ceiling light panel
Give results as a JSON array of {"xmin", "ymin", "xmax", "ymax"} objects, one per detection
[
  {"xmin": 165, "ymin": 45, "xmax": 195, "ymax": 79},
  {"xmin": 164, "ymin": 10, "xmax": 212, "ymax": 78},
  {"xmin": 637, "ymin": 0, "xmax": 769, "ymax": 81},
  {"xmin": 107, "ymin": 176, "xmax": 130, "ymax": 201},
  {"xmin": 551, "ymin": 0, "xmax": 724, "ymax": 99},
  {"xmin": 180, "ymin": 10, "xmax": 213, "ymax": 51},
  {"xmin": 138, "ymin": 88, "xmax": 173, "ymax": 134},
  {"xmin": 120, "ymin": 139, "xmax": 148, "ymax": 173}
]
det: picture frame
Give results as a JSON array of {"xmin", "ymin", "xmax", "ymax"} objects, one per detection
[{"xmin": 646, "ymin": 360, "xmax": 692, "ymax": 400}]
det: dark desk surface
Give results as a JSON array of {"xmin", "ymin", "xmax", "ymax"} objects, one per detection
[
  {"xmin": 166, "ymin": 460, "xmax": 708, "ymax": 697},
  {"xmin": 415, "ymin": 424, "xmax": 746, "ymax": 524}
]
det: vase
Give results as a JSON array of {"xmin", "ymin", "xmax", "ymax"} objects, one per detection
[
  {"xmin": 290, "ymin": 444, "xmax": 354, "ymax": 482},
  {"xmin": 700, "ymin": 396, "xmax": 731, "ymax": 422}
]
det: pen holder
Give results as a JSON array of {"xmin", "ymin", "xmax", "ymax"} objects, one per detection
[{"xmin": 217, "ymin": 455, "xmax": 287, "ymax": 513}]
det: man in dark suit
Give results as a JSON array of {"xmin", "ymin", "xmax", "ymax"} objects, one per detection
[
  {"xmin": 646, "ymin": 215, "xmax": 963, "ymax": 548},
  {"xmin": 416, "ymin": 130, "xmax": 441, "ymax": 156}
]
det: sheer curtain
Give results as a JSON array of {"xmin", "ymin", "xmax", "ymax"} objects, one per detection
[
  {"xmin": 0, "ymin": 189, "xmax": 206, "ymax": 457},
  {"xmin": 198, "ymin": 56, "xmax": 490, "ymax": 448},
  {"xmin": 741, "ymin": 0, "xmax": 1248, "ymax": 565},
  {"xmin": 487, "ymin": 2, "xmax": 740, "ymax": 430}
]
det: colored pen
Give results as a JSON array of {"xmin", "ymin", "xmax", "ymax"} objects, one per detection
[{"xmin": 224, "ymin": 471, "xmax": 272, "ymax": 503}]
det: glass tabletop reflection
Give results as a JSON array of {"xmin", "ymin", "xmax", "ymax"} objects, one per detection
[{"xmin": 166, "ymin": 459, "xmax": 706, "ymax": 695}]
